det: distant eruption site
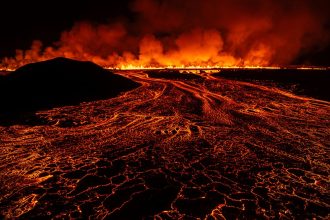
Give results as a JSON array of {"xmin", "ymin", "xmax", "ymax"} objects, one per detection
[{"xmin": 1, "ymin": 0, "xmax": 330, "ymax": 70}]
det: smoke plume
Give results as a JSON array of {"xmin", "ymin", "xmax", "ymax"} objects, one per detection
[{"xmin": 1, "ymin": 0, "xmax": 329, "ymax": 69}]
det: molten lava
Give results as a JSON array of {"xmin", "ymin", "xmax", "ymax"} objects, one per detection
[{"xmin": 0, "ymin": 67, "xmax": 329, "ymax": 219}]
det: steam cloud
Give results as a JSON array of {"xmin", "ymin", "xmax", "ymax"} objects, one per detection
[{"xmin": 1, "ymin": 0, "xmax": 329, "ymax": 69}]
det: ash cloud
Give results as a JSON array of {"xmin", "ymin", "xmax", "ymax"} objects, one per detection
[{"xmin": 1, "ymin": 0, "xmax": 330, "ymax": 68}]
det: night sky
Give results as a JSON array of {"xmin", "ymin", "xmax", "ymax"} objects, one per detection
[
  {"xmin": 0, "ymin": 1, "xmax": 133, "ymax": 57},
  {"xmin": 1, "ymin": 0, "xmax": 330, "ymax": 66}
]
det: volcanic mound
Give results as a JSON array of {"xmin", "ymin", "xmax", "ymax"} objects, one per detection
[{"xmin": 0, "ymin": 58, "xmax": 140, "ymax": 115}]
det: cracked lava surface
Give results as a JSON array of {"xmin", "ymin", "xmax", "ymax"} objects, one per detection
[{"xmin": 0, "ymin": 70, "xmax": 329, "ymax": 219}]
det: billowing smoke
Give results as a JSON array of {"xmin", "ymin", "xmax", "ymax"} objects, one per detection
[{"xmin": 1, "ymin": 0, "xmax": 329, "ymax": 69}]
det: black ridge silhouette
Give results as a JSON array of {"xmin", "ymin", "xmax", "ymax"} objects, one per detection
[{"xmin": 0, "ymin": 57, "xmax": 140, "ymax": 123}]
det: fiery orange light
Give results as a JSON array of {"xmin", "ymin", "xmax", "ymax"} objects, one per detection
[{"xmin": 1, "ymin": 64, "xmax": 329, "ymax": 72}]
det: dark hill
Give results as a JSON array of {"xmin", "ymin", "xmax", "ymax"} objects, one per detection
[{"xmin": 0, "ymin": 58, "xmax": 140, "ymax": 122}]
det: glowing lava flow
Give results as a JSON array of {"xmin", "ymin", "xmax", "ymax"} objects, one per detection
[
  {"xmin": 106, "ymin": 65, "xmax": 283, "ymax": 71},
  {"xmin": 0, "ymin": 68, "xmax": 15, "ymax": 72},
  {"xmin": 108, "ymin": 65, "xmax": 329, "ymax": 71},
  {"xmin": 0, "ymin": 69, "xmax": 329, "ymax": 219},
  {"xmin": 2, "ymin": 64, "xmax": 328, "ymax": 72}
]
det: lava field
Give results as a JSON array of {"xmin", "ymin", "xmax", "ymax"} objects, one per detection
[{"xmin": 0, "ymin": 69, "xmax": 329, "ymax": 219}]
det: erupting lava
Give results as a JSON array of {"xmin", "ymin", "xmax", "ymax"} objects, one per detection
[{"xmin": 1, "ymin": 0, "xmax": 330, "ymax": 70}]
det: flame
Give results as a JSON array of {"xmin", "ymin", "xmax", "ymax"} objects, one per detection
[
  {"xmin": 0, "ymin": 0, "xmax": 329, "ymax": 71},
  {"xmin": 0, "ymin": 29, "xmax": 277, "ymax": 71}
]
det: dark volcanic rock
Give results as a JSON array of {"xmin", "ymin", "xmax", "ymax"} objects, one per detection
[
  {"xmin": 214, "ymin": 68, "xmax": 330, "ymax": 101},
  {"xmin": 0, "ymin": 58, "xmax": 140, "ymax": 123}
]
